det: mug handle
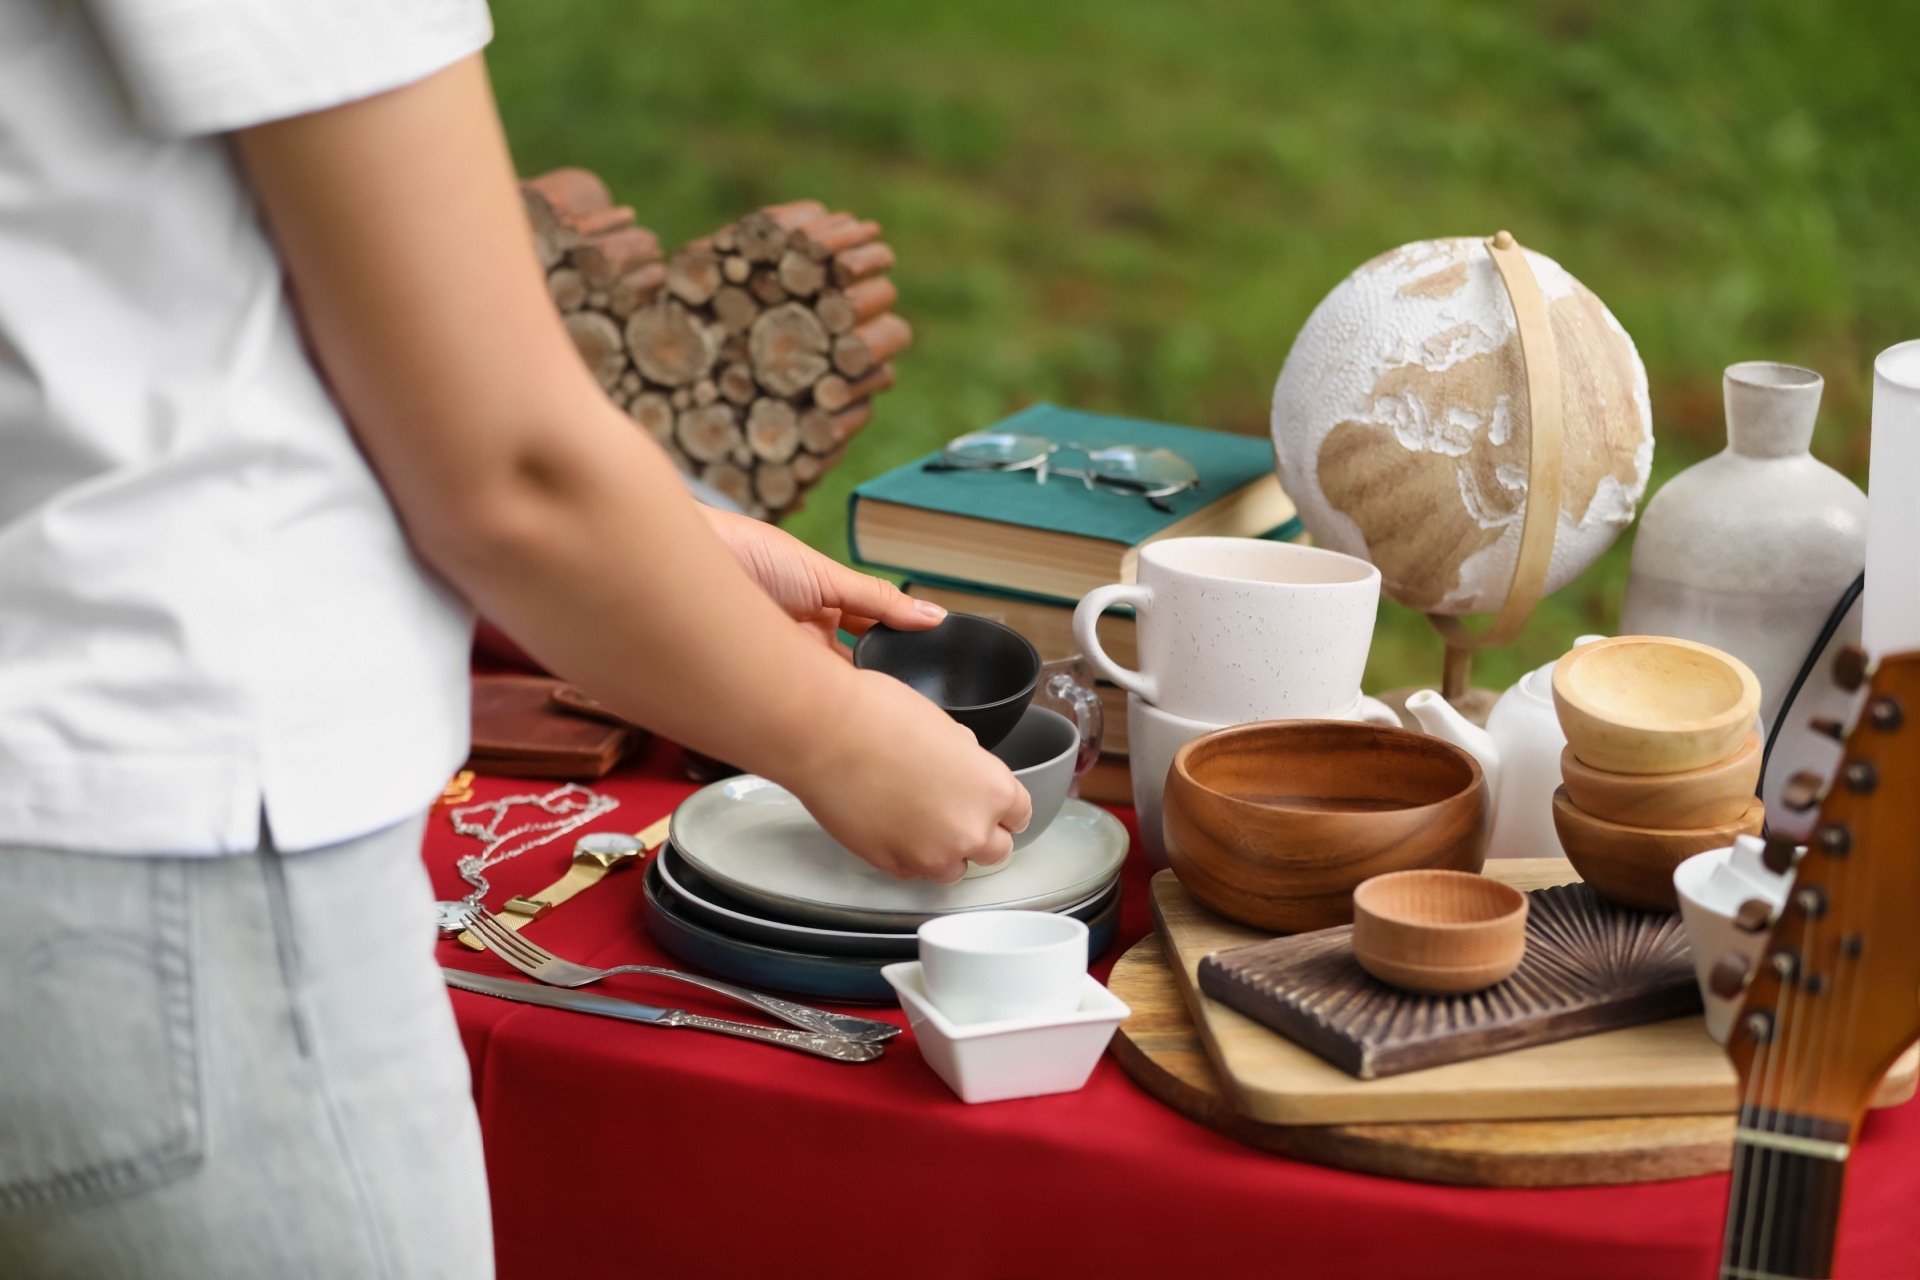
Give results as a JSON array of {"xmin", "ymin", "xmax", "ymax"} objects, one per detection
[
  {"xmin": 1045, "ymin": 671, "xmax": 1105, "ymax": 775},
  {"xmin": 1353, "ymin": 695, "xmax": 1401, "ymax": 727},
  {"xmin": 1073, "ymin": 583, "xmax": 1156, "ymax": 703}
]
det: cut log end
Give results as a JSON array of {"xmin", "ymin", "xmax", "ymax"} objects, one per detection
[
  {"xmin": 746, "ymin": 398, "xmax": 802, "ymax": 463},
  {"xmin": 665, "ymin": 244, "xmax": 723, "ymax": 306},
  {"xmin": 700, "ymin": 461, "xmax": 757, "ymax": 510},
  {"xmin": 564, "ymin": 311, "xmax": 628, "ymax": 391},
  {"xmin": 547, "ymin": 267, "xmax": 587, "ymax": 313},
  {"xmin": 748, "ymin": 302, "xmax": 832, "ymax": 398},
  {"xmin": 629, "ymin": 392, "xmax": 675, "ymax": 445},
  {"xmin": 625, "ymin": 300, "xmax": 716, "ymax": 387},
  {"xmin": 677, "ymin": 403, "xmax": 743, "ymax": 464}
]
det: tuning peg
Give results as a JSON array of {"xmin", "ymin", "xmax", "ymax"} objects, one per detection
[
  {"xmin": 1761, "ymin": 835, "xmax": 1798, "ymax": 874},
  {"xmin": 1870, "ymin": 696, "xmax": 1905, "ymax": 732},
  {"xmin": 1814, "ymin": 822, "xmax": 1852, "ymax": 857},
  {"xmin": 1809, "ymin": 716, "xmax": 1847, "ymax": 741},
  {"xmin": 1782, "ymin": 770, "xmax": 1827, "ymax": 811},
  {"xmin": 1709, "ymin": 953, "xmax": 1751, "ymax": 999},
  {"xmin": 1735, "ymin": 898, "xmax": 1776, "ymax": 933},
  {"xmin": 1834, "ymin": 645, "xmax": 1872, "ymax": 691},
  {"xmin": 1843, "ymin": 759, "xmax": 1879, "ymax": 794}
]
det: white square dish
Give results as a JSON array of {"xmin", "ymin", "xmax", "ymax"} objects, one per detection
[{"xmin": 882, "ymin": 961, "xmax": 1130, "ymax": 1104}]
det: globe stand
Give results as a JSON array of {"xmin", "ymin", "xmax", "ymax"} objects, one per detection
[{"xmin": 1424, "ymin": 230, "xmax": 1565, "ymax": 705}]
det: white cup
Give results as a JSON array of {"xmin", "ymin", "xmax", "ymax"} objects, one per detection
[
  {"xmin": 1674, "ymin": 836, "xmax": 1792, "ymax": 1043},
  {"xmin": 1073, "ymin": 537, "xmax": 1383, "ymax": 724},
  {"xmin": 918, "ymin": 910, "xmax": 1089, "ymax": 1025},
  {"xmin": 1127, "ymin": 692, "xmax": 1399, "ymax": 870}
]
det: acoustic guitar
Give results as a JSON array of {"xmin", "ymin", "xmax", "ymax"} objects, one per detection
[{"xmin": 1716, "ymin": 646, "xmax": 1920, "ymax": 1279}]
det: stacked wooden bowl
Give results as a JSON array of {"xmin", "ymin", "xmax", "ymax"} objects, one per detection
[{"xmin": 1550, "ymin": 637, "xmax": 1765, "ymax": 911}]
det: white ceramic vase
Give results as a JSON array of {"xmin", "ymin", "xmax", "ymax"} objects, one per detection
[{"xmin": 1621, "ymin": 362, "xmax": 1867, "ymax": 733}]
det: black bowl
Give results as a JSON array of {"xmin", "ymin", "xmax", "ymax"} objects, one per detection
[{"xmin": 852, "ymin": 613, "xmax": 1041, "ymax": 750}]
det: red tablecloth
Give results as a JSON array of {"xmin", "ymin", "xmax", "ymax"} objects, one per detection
[{"xmin": 430, "ymin": 740, "xmax": 1920, "ymax": 1280}]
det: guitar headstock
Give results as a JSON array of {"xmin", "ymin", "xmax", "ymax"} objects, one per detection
[{"xmin": 1722, "ymin": 646, "xmax": 1920, "ymax": 1133}]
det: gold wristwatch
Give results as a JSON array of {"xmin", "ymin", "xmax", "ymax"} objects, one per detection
[{"xmin": 456, "ymin": 814, "xmax": 670, "ymax": 950}]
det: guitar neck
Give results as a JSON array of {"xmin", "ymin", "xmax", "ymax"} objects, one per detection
[{"xmin": 1719, "ymin": 1107, "xmax": 1851, "ymax": 1280}]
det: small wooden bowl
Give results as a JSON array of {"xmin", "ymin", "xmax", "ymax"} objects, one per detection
[
  {"xmin": 1553, "ymin": 636, "xmax": 1760, "ymax": 775},
  {"xmin": 1551, "ymin": 787, "xmax": 1766, "ymax": 912},
  {"xmin": 1351, "ymin": 870, "xmax": 1529, "ymax": 994},
  {"xmin": 1558, "ymin": 732, "xmax": 1761, "ymax": 829},
  {"xmin": 1162, "ymin": 720, "xmax": 1488, "ymax": 933}
]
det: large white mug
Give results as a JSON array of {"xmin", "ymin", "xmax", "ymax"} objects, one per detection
[
  {"xmin": 1074, "ymin": 538, "xmax": 1383, "ymax": 724},
  {"xmin": 1128, "ymin": 691, "xmax": 1399, "ymax": 869}
]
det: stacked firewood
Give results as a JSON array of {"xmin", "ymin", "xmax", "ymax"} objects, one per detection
[{"xmin": 520, "ymin": 168, "xmax": 909, "ymax": 521}]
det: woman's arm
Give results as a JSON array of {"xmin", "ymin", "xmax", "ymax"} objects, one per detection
[{"xmin": 234, "ymin": 55, "xmax": 1028, "ymax": 881}]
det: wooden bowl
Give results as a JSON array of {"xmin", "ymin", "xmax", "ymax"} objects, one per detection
[
  {"xmin": 1351, "ymin": 869, "xmax": 1529, "ymax": 994},
  {"xmin": 1163, "ymin": 721, "xmax": 1488, "ymax": 933},
  {"xmin": 1558, "ymin": 732, "xmax": 1761, "ymax": 829},
  {"xmin": 1553, "ymin": 636, "xmax": 1760, "ymax": 775},
  {"xmin": 1551, "ymin": 787, "xmax": 1766, "ymax": 912}
]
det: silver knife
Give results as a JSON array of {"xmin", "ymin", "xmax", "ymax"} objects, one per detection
[{"xmin": 442, "ymin": 968, "xmax": 883, "ymax": 1063}]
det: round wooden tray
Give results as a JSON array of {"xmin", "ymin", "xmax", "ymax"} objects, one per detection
[{"xmin": 1108, "ymin": 934, "xmax": 1733, "ymax": 1187}]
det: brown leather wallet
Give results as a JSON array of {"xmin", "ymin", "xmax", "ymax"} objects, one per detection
[{"xmin": 467, "ymin": 675, "xmax": 647, "ymax": 780}]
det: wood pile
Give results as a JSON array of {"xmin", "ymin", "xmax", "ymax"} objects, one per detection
[{"xmin": 521, "ymin": 168, "xmax": 910, "ymax": 521}]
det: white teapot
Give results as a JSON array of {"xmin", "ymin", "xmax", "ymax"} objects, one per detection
[{"xmin": 1405, "ymin": 636, "xmax": 1603, "ymax": 860}]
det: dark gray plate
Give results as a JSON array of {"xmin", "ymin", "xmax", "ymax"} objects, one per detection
[
  {"xmin": 655, "ymin": 843, "xmax": 1118, "ymax": 959},
  {"xmin": 641, "ymin": 859, "xmax": 1123, "ymax": 1005}
]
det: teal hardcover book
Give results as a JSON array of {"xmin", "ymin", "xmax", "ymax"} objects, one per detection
[{"xmin": 848, "ymin": 403, "xmax": 1300, "ymax": 604}]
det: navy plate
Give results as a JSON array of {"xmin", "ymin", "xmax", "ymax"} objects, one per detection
[{"xmin": 641, "ymin": 858, "xmax": 1122, "ymax": 1005}]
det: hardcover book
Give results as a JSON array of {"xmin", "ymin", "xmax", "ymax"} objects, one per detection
[{"xmin": 849, "ymin": 403, "xmax": 1300, "ymax": 605}]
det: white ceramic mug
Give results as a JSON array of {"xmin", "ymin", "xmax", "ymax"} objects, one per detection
[
  {"xmin": 1128, "ymin": 692, "xmax": 1399, "ymax": 869},
  {"xmin": 918, "ymin": 910, "xmax": 1088, "ymax": 1025},
  {"xmin": 1073, "ymin": 537, "xmax": 1383, "ymax": 724}
]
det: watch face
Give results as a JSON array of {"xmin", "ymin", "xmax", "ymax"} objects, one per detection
[{"xmin": 574, "ymin": 832, "xmax": 645, "ymax": 865}]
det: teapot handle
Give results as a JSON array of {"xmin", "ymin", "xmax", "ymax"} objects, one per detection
[{"xmin": 1352, "ymin": 695, "xmax": 1401, "ymax": 728}]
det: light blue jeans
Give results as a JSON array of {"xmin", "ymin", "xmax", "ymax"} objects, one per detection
[{"xmin": 0, "ymin": 818, "xmax": 493, "ymax": 1279}]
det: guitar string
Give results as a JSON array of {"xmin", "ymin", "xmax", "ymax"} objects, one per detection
[
  {"xmin": 1739, "ymin": 923, "xmax": 1792, "ymax": 1276},
  {"xmin": 1730, "ymin": 955, "xmax": 1774, "ymax": 1274},
  {"xmin": 1759, "ymin": 846, "xmax": 1829, "ymax": 1275},
  {"xmin": 1747, "ymin": 678, "xmax": 1873, "ymax": 1277},
  {"xmin": 1791, "ymin": 687, "xmax": 1880, "ymax": 1274}
]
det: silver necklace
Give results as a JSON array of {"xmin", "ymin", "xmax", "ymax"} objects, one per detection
[{"xmin": 433, "ymin": 782, "xmax": 619, "ymax": 934}]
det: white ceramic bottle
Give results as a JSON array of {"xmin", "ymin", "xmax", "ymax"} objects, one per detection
[{"xmin": 1621, "ymin": 362, "xmax": 1867, "ymax": 733}]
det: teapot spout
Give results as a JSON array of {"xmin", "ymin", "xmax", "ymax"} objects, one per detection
[{"xmin": 1406, "ymin": 689, "xmax": 1501, "ymax": 800}]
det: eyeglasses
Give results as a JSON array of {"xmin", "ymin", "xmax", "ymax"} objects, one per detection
[{"xmin": 923, "ymin": 431, "xmax": 1200, "ymax": 512}]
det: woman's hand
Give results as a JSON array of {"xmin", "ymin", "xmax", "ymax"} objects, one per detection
[
  {"xmin": 789, "ymin": 668, "xmax": 1032, "ymax": 883},
  {"xmin": 701, "ymin": 507, "xmax": 943, "ymax": 649}
]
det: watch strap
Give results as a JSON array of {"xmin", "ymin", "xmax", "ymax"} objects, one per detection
[{"xmin": 456, "ymin": 812, "xmax": 672, "ymax": 951}]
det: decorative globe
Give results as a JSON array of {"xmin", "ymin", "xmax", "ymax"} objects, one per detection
[{"xmin": 1271, "ymin": 237, "xmax": 1654, "ymax": 616}]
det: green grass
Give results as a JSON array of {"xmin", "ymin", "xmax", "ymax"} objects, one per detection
[{"xmin": 488, "ymin": 0, "xmax": 1918, "ymax": 693}]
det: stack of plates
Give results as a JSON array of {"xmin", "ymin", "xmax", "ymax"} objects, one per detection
[{"xmin": 644, "ymin": 775, "xmax": 1129, "ymax": 1004}]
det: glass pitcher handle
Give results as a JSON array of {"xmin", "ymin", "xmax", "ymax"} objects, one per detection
[{"xmin": 1046, "ymin": 671, "xmax": 1105, "ymax": 775}]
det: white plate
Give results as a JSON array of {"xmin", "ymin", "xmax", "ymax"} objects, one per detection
[{"xmin": 669, "ymin": 776, "xmax": 1129, "ymax": 929}]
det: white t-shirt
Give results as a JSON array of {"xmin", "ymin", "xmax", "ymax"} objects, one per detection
[{"xmin": 0, "ymin": 0, "xmax": 493, "ymax": 854}]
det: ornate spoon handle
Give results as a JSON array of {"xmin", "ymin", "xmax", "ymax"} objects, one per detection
[
  {"xmin": 599, "ymin": 963, "xmax": 900, "ymax": 1043},
  {"xmin": 663, "ymin": 1011, "xmax": 885, "ymax": 1062}
]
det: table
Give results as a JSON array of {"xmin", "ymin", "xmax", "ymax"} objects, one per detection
[{"xmin": 430, "ymin": 739, "xmax": 1920, "ymax": 1280}]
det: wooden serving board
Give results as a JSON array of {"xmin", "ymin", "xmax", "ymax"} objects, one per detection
[
  {"xmin": 1201, "ymin": 882, "xmax": 1700, "ymax": 1079},
  {"xmin": 1151, "ymin": 863, "xmax": 1918, "ymax": 1126},
  {"xmin": 1110, "ymin": 934, "xmax": 1735, "ymax": 1186}
]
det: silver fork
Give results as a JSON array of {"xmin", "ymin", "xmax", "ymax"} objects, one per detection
[{"xmin": 462, "ymin": 907, "xmax": 901, "ymax": 1044}]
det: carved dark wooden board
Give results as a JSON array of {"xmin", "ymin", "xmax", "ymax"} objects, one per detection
[{"xmin": 1198, "ymin": 882, "xmax": 1702, "ymax": 1080}]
